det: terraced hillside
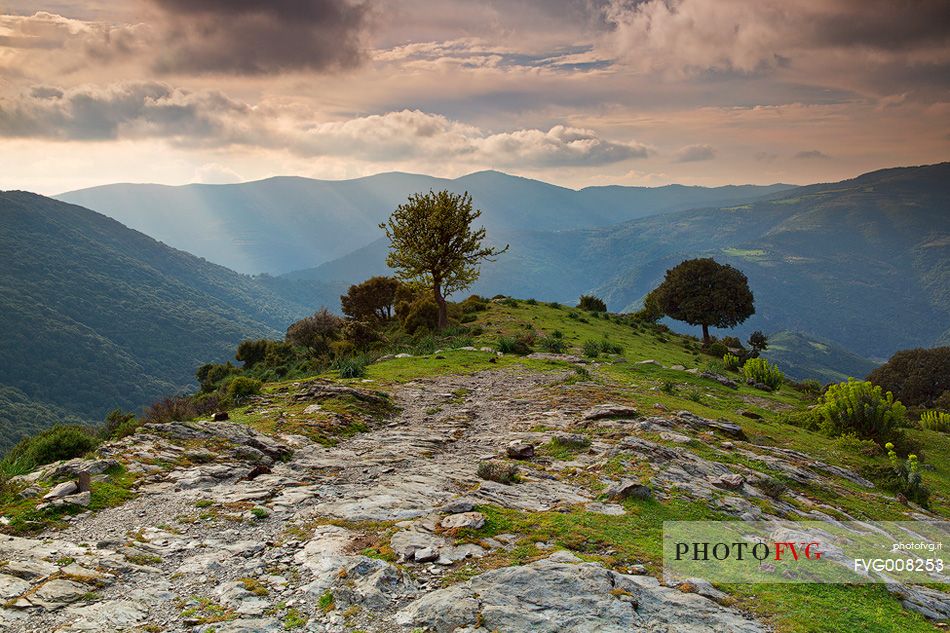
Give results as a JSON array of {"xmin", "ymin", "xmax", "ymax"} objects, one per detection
[{"xmin": 1, "ymin": 301, "xmax": 947, "ymax": 632}]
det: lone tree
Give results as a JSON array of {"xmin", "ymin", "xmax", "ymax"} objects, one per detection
[
  {"xmin": 380, "ymin": 190, "xmax": 507, "ymax": 329},
  {"xmin": 652, "ymin": 258, "xmax": 755, "ymax": 345}
]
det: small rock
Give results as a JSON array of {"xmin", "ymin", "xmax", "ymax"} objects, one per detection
[
  {"xmin": 440, "ymin": 512, "xmax": 485, "ymax": 531},
  {"xmin": 439, "ymin": 499, "xmax": 476, "ymax": 514},
  {"xmin": 582, "ymin": 404, "xmax": 639, "ymax": 421},
  {"xmin": 43, "ymin": 481, "xmax": 77, "ymax": 500},
  {"xmin": 63, "ymin": 491, "xmax": 91, "ymax": 507},
  {"xmin": 211, "ymin": 411, "xmax": 229, "ymax": 421},
  {"xmin": 414, "ymin": 548, "xmax": 438, "ymax": 563},
  {"xmin": 739, "ymin": 410, "xmax": 763, "ymax": 420},
  {"xmin": 710, "ymin": 474, "xmax": 745, "ymax": 490},
  {"xmin": 505, "ymin": 440, "xmax": 535, "ymax": 460},
  {"xmin": 670, "ymin": 365, "xmax": 686, "ymax": 371},
  {"xmin": 636, "ymin": 359, "xmax": 661, "ymax": 366},
  {"xmin": 606, "ymin": 479, "xmax": 653, "ymax": 501}
]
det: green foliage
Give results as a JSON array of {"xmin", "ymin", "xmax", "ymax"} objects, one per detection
[
  {"xmin": 196, "ymin": 362, "xmax": 240, "ymax": 393},
  {"xmin": 722, "ymin": 353, "xmax": 742, "ymax": 371},
  {"xmin": 380, "ymin": 190, "xmax": 507, "ymax": 328},
  {"xmin": 334, "ymin": 356, "xmax": 368, "ymax": 379},
  {"xmin": 497, "ymin": 334, "xmax": 533, "ymax": 355},
  {"xmin": 706, "ymin": 341, "xmax": 728, "ymax": 358},
  {"xmin": 460, "ymin": 295, "xmax": 490, "ymax": 313},
  {"xmin": 101, "ymin": 408, "xmax": 139, "ymax": 440},
  {"xmin": 582, "ymin": 339, "xmax": 601, "ymax": 358},
  {"xmin": 742, "ymin": 357, "xmax": 784, "ymax": 390},
  {"xmin": 141, "ymin": 396, "xmax": 198, "ymax": 425},
  {"xmin": 538, "ymin": 335, "xmax": 566, "ymax": 353},
  {"xmin": 633, "ymin": 288, "xmax": 663, "ymax": 323},
  {"xmin": 340, "ymin": 276, "xmax": 399, "ymax": 321},
  {"xmin": 652, "ymin": 258, "xmax": 755, "ymax": 343},
  {"xmin": 919, "ymin": 410, "xmax": 950, "ymax": 432},
  {"xmin": 235, "ymin": 339, "xmax": 270, "ymax": 368},
  {"xmin": 577, "ymin": 295, "xmax": 607, "ymax": 312},
  {"xmin": 225, "ymin": 376, "xmax": 262, "ymax": 401},
  {"xmin": 814, "ymin": 379, "xmax": 906, "ymax": 445},
  {"xmin": 884, "ymin": 442, "xmax": 929, "ymax": 507},
  {"xmin": 401, "ymin": 299, "xmax": 439, "ymax": 334},
  {"xmin": 1, "ymin": 424, "xmax": 99, "ymax": 476},
  {"xmin": 867, "ymin": 346, "xmax": 950, "ymax": 409}
]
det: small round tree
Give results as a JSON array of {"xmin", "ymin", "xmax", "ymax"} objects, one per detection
[
  {"xmin": 380, "ymin": 190, "xmax": 507, "ymax": 329},
  {"xmin": 340, "ymin": 276, "xmax": 400, "ymax": 321},
  {"xmin": 653, "ymin": 258, "xmax": 755, "ymax": 345}
]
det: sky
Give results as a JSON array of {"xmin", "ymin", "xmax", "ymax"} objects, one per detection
[{"xmin": 0, "ymin": 0, "xmax": 948, "ymax": 194}]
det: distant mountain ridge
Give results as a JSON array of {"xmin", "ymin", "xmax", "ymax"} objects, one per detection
[
  {"xmin": 0, "ymin": 191, "xmax": 341, "ymax": 451},
  {"xmin": 56, "ymin": 171, "xmax": 793, "ymax": 275}
]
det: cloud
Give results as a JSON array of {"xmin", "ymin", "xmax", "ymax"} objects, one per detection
[
  {"xmin": 673, "ymin": 144, "xmax": 715, "ymax": 162},
  {"xmin": 794, "ymin": 150, "xmax": 831, "ymax": 160},
  {"xmin": 754, "ymin": 151, "xmax": 778, "ymax": 163},
  {"xmin": 0, "ymin": 82, "xmax": 248, "ymax": 140},
  {"xmin": 602, "ymin": 0, "xmax": 950, "ymax": 84},
  {"xmin": 147, "ymin": 0, "xmax": 372, "ymax": 74},
  {"xmin": 193, "ymin": 162, "xmax": 244, "ymax": 184},
  {"xmin": 0, "ymin": 85, "xmax": 648, "ymax": 168}
]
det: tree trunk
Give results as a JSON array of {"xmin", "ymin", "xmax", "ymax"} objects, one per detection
[
  {"xmin": 433, "ymin": 281, "xmax": 448, "ymax": 330},
  {"xmin": 702, "ymin": 323, "xmax": 711, "ymax": 346}
]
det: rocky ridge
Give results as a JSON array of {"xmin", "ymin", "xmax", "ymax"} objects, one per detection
[{"xmin": 1, "ymin": 367, "xmax": 947, "ymax": 631}]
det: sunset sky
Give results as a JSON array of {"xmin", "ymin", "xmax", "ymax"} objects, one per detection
[{"xmin": 1, "ymin": 0, "xmax": 948, "ymax": 194}]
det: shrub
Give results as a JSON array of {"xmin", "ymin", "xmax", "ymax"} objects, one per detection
[
  {"xmin": 661, "ymin": 380, "xmax": 677, "ymax": 395},
  {"xmin": 226, "ymin": 376, "xmax": 262, "ymax": 401},
  {"xmin": 741, "ymin": 357, "xmax": 784, "ymax": 390},
  {"xmin": 101, "ymin": 408, "xmax": 138, "ymax": 440},
  {"xmin": 884, "ymin": 442, "xmax": 929, "ymax": 507},
  {"xmin": 705, "ymin": 341, "xmax": 728, "ymax": 358},
  {"xmin": 525, "ymin": 298, "xmax": 538, "ymax": 305},
  {"xmin": 1, "ymin": 425, "xmax": 99, "ymax": 476},
  {"xmin": 497, "ymin": 334, "xmax": 533, "ymax": 355},
  {"xmin": 334, "ymin": 356, "xmax": 368, "ymax": 379},
  {"xmin": 341, "ymin": 320, "xmax": 380, "ymax": 349},
  {"xmin": 747, "ymin": 331, "xmax": 768, "ymax": 357},
  {"xmin": 867, "ymin": 347, "xmax": 950, "ymax": 409},
  {"xmin": 791, "ymin": 379, "xmax": 824, "ymax": 398},
  {"xmin": 340, "ymin": 276, "xmax": 399, "ymax": 321},
  {"xmin": 598, "ymin": 339, "xmax": 623, "ymax": 355},
  {"xmin": 567, "ymin": 311, "xmax": 580, "ymax": 319},
  {"xmin": 402, "ymin": 299, "xmax": 439, "ymax": 334},
  {"xmin": 477, "ymin": 460, "xmax": 518, "ymax": 484},
  {"xmin": 834, "ymin": 433, "xmax": 883, "ymax": 457},
  {"xmin": 235, "ymin": 339, "xmax": 271, "ymax": 368},
  {"xmin": 196, "ymin": 362, "xmax": 240, "ymax": 393},
  {"xmin": 287, "ymin": 309, "xmax": 343, "ymax": 357},
  {"xmin": 582, "ymin": 340, "xmax": 601, "ymax": 358},
  {"xmin": 577, "ymin": 294, "xmax": 607, "ymax": 312},
  {"xmin": 722, "ymin": 353, "xmax": 742, "ymax": 371},
  {"xmin": 547, "ymin": 301, "xmax": 561, "ymax": 309},
  {"xmin": 460, "ymin": 295, "xmax": 489, "ymax": 313},
  {"xmin": 919, "ymin": 410, "xmax": 950, "ymax": 432},
  {"xmin": 142, "ymin": 396, "xmax": 197, "ymax": 425},
  {"xmin": 538, "ymin": 336, "xmax": 566, "ymax": 353},
  {"xmin": 814, "ymin": 379, "xmax": 906, "ymax": 445}
]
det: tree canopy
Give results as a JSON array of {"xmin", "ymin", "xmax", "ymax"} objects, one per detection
[
  {"xmin": 652, "ymin": 258, "xmax": 755, "ymax": 344},
  {"xmin": 380, "ymin": 190, "xmax": 507, "ymax": 328},
  {"xmin": 341, "ymin": 276, "xmax": 400, "ymax": 321}
]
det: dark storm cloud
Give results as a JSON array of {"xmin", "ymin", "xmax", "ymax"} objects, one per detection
[
  {"xmin": 807, "ymin": 0, "xmax": 950, "ymax": 51},
  {"xmin": 149, "ymin": 0, "xmax": 371, "ymax": 74}
]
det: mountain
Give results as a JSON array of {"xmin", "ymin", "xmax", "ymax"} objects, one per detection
[
  {"xmin": 292, "ymin": 163, "xmax": 950, "ymax": 374},
  {"xmin": 762, "ymin": 331, "xmax": 880, "ymax": 384},
  {"xmin": 56, "ymin": 172, "xmax": 793, "ymax": 275},
  {"xmin": 0, "ymin": 191, "xmax": 341, "ymax": 450}
]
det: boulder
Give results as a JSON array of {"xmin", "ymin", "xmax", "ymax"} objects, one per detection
[
  {"xmin": 211, "ymin": 411, "xmax": 229, "ymax": 421},
  {"xmin": 506, "ymin": 440, "xmax": 535, "ymax": 459},
  {"xmin": 439, "ymin": 512, "xmax": 485, "ymax": 531},
  {"xmin": 582, "ymin": 404, "xmax": 639, "ymax": 421},
  {"xmin": 606, "ymin": 479, "xmax": 653, "ymax": 501},
  {"xmin": 43, "ymin": 481, "xmax": 77, "ymax": 500}
]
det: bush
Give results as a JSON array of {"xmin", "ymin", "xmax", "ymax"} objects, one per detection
[
  {"xmin": 235, "ymin": 339, "xmax": 271, "ymax": 368},
  {"xmin": 578, "ymin": 294, "xmax": 607, "ymax": 312},
  {"xmin": 791, "ymin": 379, "xmax": 824, "ymax": 398},
  {"xmin": 341, "ymin": 320, "xmax": 380, "ymax": 349},
  {"xmin": 705, "ymin": 341, "xmax": 728, "ymax": 358},
  {"xmin": 334, "ymin": 356, "xmax": 368, "ymax": 379},
  {"xmin": 1, "ymin": 425, "xmax": 99, "ymax": 476},
  {"xmin": 477, "ymin": 460, "xmax": 518, "ymax": 484},
  {"xmin": 867, "ymin": 347, "xmax": 950, "ymax": 409},
  {"xmin": 722, "ymin": 353, "xmax": 742, "ymax": 371},
  {"xmin": 538, "ymin": 336, "xmax": 566, "ymax": 353},
  {"xmin": 341, "ymin": 276, "xmax": 399, "ymax": 321},
  {"xmin": 142, "ymin": 396, "xmax": 197, "ymax": 425},
  {"xmin": 287, "ymin": 308, "xmax": 343, "ymax": 357},
  {"xmin": 598, "ymin": 339, "xmax": 623, "ymax": 355},
  {"xmin": 497, "ymin": 334, "xmax": 533, "ymax": 355},
  {"xmin": 196, "ymin": 362, "xmax": 240, "ymax": 393},
  {"xmin": 226, "ymin": 376, "xmax": 262, "ymax": 401},
  {"xmin": 582, "ymin": 340, "xmax": 601, "ymax": 358},
  {"xmin": 101, "ymin": 408, "xmax": 138, "ymax": 440},
  {"xmin": 884, "ymin": 442, "xmax": 929, "ymax": 507},
  {"xmin": 547, "ymin": 301, "xmax": 561, "ymax": 309},
  {"xmin": 814, "ymin": 379, "xmax": 906, "ymax": 445},
  {"xmin": 402, "ymin": 299, "xmax": 439, "ymax": 334},
  {"xmin": 741, "ymin": 357, "xmax": 784, "ymax": 390},
  {"xmin": 919, "ymin": 410, "xmax": 950, "ymax": 432},
  {"xmin": 460, "ymin": 295, "xmax": 489, "ymax": 313}
]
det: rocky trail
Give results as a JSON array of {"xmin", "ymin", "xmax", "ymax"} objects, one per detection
[{"xmin": 1, "ymin": 367, "xmax": 947, "ymax": 631}]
